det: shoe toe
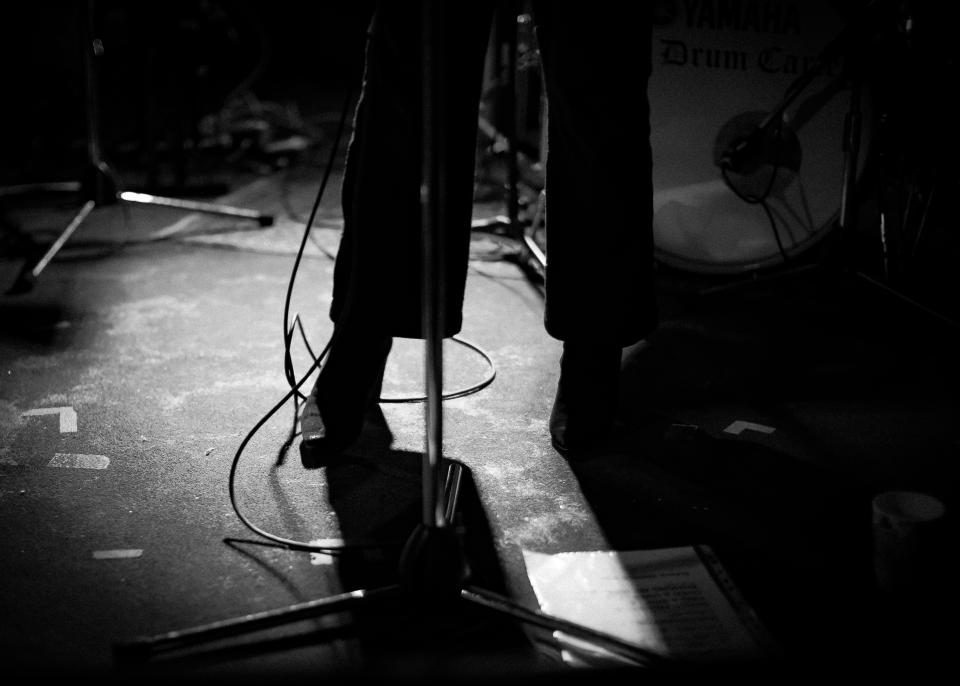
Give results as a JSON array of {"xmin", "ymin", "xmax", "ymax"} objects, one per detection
[{"xmin": 299, "ymin": 394, "xmax": 327, "ymax": 443}]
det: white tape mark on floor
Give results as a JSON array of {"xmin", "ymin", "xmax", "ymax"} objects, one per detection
[
  {"xmin": 21, "ymin": 406, "xmax": 78, "ymax": 433},
  {"xmin": 724, "ymin": 420, "xmax": 776, "ymax": 436},
  {"xmin": 48, "ymin": 453, "xmax": 110, "ymax": 469},
  {"xmin": 93, "ymin": 549, "xmax": 143, "ymax": 560},
  {"xmin": 308, "ymin": 539, "xmax": 336, "ymax": 566}
]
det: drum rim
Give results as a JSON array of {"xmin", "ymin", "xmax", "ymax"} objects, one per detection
[{"xmin": 649, "ymin": 1, "xmax": 876, "ymax": 275}]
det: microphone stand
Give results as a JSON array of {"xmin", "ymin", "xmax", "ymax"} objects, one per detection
[
  {"xmin": 718, "ymin": 13, "xmax": 858, "ymax": 175},
  {"xmin": 470, "ymin": 2, "xmax": 547, "ymax": 284},
  {"xmin": 4, "ymin": 0, "xmax": 272, "ymax": 295},
  {"xmin": 112, "ymin": 0, "xmax": 664, "ymax": 673}
]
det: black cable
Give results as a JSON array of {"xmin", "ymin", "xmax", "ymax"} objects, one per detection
[
  {"xmin": 378, "ymin": 335, "xmax": 497, "ymax": 403},
  {"xmin": 723, "ymin": 168, "xmax": 789, "ymax": 264},
  {"xmin": 223, "ymin": 86, "xmax": 353, "ymax": 553},
  {"xmin": 718, "ymin": 56, "xmax": 841, "ymax": 267},
  {"xmin": 275, "ymin": 162, "xmax": 342, "ymax": 260},
  {"xmin": 721, "ymin": 120, "xmax": 790, "ymax": 264},
  {"xmin": 227, "ymin": 84, "xmax": 499, "ymax": 552},
  {"xmin": 280, "ymin": 87, "xmax": 356, "ymax": 397}
]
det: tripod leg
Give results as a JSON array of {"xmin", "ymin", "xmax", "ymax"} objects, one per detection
[
  {"xmin": 461, "ymin": 585, "xmax": 666, "ymax": 668},
  {"xmin": 113, "ymin": 584, "xmax": 400, "ymax": 663},
  {"xmin": 0, "ymin": 181, "xmax": 83, "ymax": 198},
  {"xmin": 521, "ymin": 189, "xmax": 547, "ymax": 271},
  {"xmin": 7, "ymin": 200, "xmax": 96, "ymax": 294},
  {"xmin": 29, "ymin": 200, "xmax": 96, "ymax": 280},
  {"xmin": 118, "ymin": 191, "xmax": 274, "ymax": 227}
]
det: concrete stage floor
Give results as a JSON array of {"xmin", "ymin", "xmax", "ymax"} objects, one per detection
[
  {"xmin": 2, "ymin": 131, "xmax": 959, "ymax": 682},
  {"xmin": 0, "ymin": 157, "xmax": 960, "ymax": 679}
]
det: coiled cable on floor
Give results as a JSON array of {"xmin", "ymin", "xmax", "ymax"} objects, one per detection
[{"xmin": 228, "ymin": 84, "xmax": 498, "ymax": 552}]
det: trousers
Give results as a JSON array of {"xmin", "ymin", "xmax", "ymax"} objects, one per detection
[{"xmin": 330, "ymin": 1, "xmax": 656, "ymax": 347}]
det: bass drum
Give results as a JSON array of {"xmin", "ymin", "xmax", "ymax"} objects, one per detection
[{"xmin": 650, "ymin": 0, "xmax": 873, "ymax": 274}]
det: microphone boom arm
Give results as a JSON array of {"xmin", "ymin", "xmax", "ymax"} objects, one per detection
[{"xmin": 720, "ymin": 9, "xmax": 871, "ymax": 171}]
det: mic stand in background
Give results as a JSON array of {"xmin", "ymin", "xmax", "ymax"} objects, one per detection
[
  {"xmin": 112, "ymin": 1, "xmax": 664, "ymax": 675},
  {"xmin": 3, "ymin": 0, "xmax": 272, "ymax": 296},
  {"xmin": 471, "ymin": 3, "xmax": 547, "ymax": 287}
]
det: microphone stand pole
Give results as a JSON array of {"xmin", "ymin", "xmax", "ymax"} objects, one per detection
[{"xmin": 113, "ymin": 1, "xmax": 664, "ymax": 671}]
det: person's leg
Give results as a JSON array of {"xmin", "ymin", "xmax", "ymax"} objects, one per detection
[
  {"xmin": 304, "ymin": 2, "xmax": 494, "ymax": 453},
  {"xmin": 332, "ymin": 2, "xmax": 494, "ymax": 339},
  {"xmin": 532, "ymin": 3, "xmax": 657, "ymax": 454}
]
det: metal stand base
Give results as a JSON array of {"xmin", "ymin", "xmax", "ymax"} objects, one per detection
[
  {"xmin": 4, "ymin": 0, "xmax": 274, "ymax": 295},
  {"xmin": 471, "ymin": 4, "xmax": 545, "ymax": 288},
  {"xmin": 3, "ymin": 163, "xmax": 273, "ymax": 294},
  {"xmin": 113, "ymin": 2, "xmax": 664, "ymax": 675},
  {"xmin": 472, "ymin": 190, "xmax": 546, "ymax": 285},
  {"xmin": 112, "ymin": 461, "xmax": 661, "ymax": 669}
]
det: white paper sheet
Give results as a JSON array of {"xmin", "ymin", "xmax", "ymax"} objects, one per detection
[{"xmin": 522, "ymin": 546, "xmax": 775, "ymax": 666}]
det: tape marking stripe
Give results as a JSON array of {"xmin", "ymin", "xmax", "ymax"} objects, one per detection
[
  {"xmin": 308, "ymin": 538, "xmax": 336, "ymax": 566},
  {"xmin": 21, "ymin": 407, "xmax": 78, "ymax": 433},
  {"xmin": 93, "ymin": 549, "xmax": 143, "ymax": 560},
  {"xmin": 48, "ymin": 453, "xmax": 110, "ymax": 469},
  {"xmin": 724, "ymin": 420, "xmax": 776, "ymax": 436}
]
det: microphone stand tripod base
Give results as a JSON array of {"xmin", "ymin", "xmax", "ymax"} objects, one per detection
[{"xmin": 111, "ymin": 459, "xmax": 664, "ymax": 672}]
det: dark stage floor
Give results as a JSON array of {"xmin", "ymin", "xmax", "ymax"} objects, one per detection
[
  {"xmin": 3, "ymin": 4, "xmax": 960, "ymax": 680},
  {"xmin": 3, "ymin": 135, "xmax": 958, "ymax": 682}
]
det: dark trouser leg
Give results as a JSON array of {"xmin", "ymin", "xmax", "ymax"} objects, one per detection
[
  {"xmin": 532, "ymin": 4, "xmax": 656, "ymax": 454},
  {"xmin": 331, "ymin": 2, "xmax": 495, "ymax": 340},
  {"xmin": 304, "ymin": 3, "xmax": 495, "ymax": 454},
  {"xmin": 532, "ymin": 2, "xmax": 656, "ymax": 347}
]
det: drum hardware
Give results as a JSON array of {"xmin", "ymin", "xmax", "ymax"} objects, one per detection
[
  {"xmin": 690, "ymin": 1, "xmax": 958, "ymax": 330},
  {"xmin": 3, "ymin": 0, "xmax": 273, "ymax": 295},
  {"xmin": 650, "ymin": 4, "xmax": 861, "ymax": 275},
  {"xmin": 696, "ymin": 17, "xmax": 866, "ymax": 295}
]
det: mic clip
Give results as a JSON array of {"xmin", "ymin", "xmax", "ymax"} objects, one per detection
[{"xmin": 720, "ymin": 128, "xmax": 766, "ymax": 173}]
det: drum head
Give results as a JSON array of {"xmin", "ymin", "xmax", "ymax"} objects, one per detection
[{"xmin": 650, "ymin": 1, "xmax": 872, "ymax": 273}]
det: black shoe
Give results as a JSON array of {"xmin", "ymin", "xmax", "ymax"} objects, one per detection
[
  {"xmin": 549, "ymin": 341, "xmax": 621, "ymax": 457},
  {"xmin": 301, "ymin": 334, "xmax": 392, "ymax": 456}
]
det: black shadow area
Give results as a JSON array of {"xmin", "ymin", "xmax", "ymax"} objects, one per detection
[
  {"xmin": 309, "ymin": 438, "xmax": 547, "ymax": 682},
  {"xmin": 567, "ymin": 415, "xmax": 955, "ymax": 677}
]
